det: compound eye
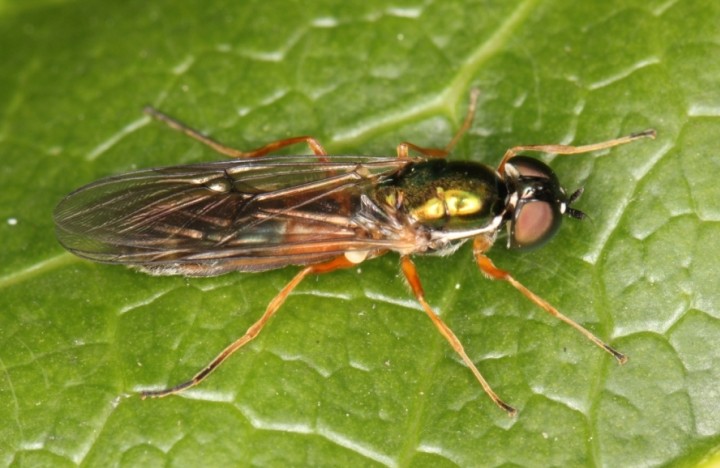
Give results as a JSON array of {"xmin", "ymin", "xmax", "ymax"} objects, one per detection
[
  {"xmin": 511, "ymin": 200, "xmax": 561, "ymax": 249},
  {"xmin": 506, "ymin": 156, "xmax": 558, "ymax": 182}
]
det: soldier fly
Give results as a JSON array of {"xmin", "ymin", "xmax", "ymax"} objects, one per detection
[{"xmin": 54, "ymin": 90, "xmax": 655, "ymax": 415}]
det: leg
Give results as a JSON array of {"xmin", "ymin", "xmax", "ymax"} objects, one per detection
[
  {"xmin": 396, "ymin": 88, "xmax": 480, "ymax": 159},
  {"xmin": 140, "ymin": 256, "xmax": 356, "ymax": 399},
  {"xmin": 497, "ymin": 129, "xmax": 656, "ymax": 173},
  {"xmin": 144, "ymin": 106, "xmax": 329, "ymax": 160},
  {"xmin": 472, "ymin": 236, "xmax": 627, "ymax": 364},
  {"xmin": 400, "ymin": 255, "xmax": 517, "ymax": 416}
]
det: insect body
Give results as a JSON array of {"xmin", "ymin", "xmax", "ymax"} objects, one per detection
[{"xmin": 54, "ymin": 91, "xmax": 655, "ymax": 415}]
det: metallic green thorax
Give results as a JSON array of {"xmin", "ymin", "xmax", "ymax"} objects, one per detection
[{"xmin": 375, "ymin": 159, "xmax": 507, "ymax": 230}]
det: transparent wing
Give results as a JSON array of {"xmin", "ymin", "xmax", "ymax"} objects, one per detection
[{"xmin": 54, "ymin": 155, "xmax": 413, "ymax": 275}]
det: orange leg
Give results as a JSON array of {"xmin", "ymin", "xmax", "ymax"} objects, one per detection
[
  {"xmin": 141, "ymin": 256, "xmax": 356, "ymax": 399},
  {"xmin": 143, "ymin": 106, "xmax": 330, "ymax": 161},
  {"xmin": 472, "ymin": 236, "xmax": 627, "ymax": 364},
  {"xmin": 400, "ymin": 255, "xmax": 517, "ymax": 416},
  {"xmin": 396, "ymin": 88, "xmax": 480, "ymax": 159},
  {"xmin": 497, "ymin": 129, "xmax": 656, "ymax": 174}
]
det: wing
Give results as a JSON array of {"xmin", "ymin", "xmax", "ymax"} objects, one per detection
[{"xmin": 54, "ymin": 155, "xmax": 414, "ymax": 275}]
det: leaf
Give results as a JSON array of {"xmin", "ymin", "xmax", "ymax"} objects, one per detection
[{"xmin": 1, "ymin": 0, "xmax": 719, "ymax": 466}]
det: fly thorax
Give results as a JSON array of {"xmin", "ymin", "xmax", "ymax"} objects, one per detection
[{"xmin": 375, "ymin": 160, "xmax": 507, "ymax": 238}]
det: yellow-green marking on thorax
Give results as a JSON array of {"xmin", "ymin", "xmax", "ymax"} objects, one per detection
[{"xmin": 410, "ymin": 187, "xmax": 484, "ymax": 221}]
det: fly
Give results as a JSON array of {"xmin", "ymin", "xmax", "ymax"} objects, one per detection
[{"xmin": 53, "ymin": 90, "xmax": 655, "ymax": 415}]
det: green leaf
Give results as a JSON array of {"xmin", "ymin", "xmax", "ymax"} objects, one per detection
[{"xmin": 1, "ymin": 0, "xmax": 719, "ymax": 466}]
